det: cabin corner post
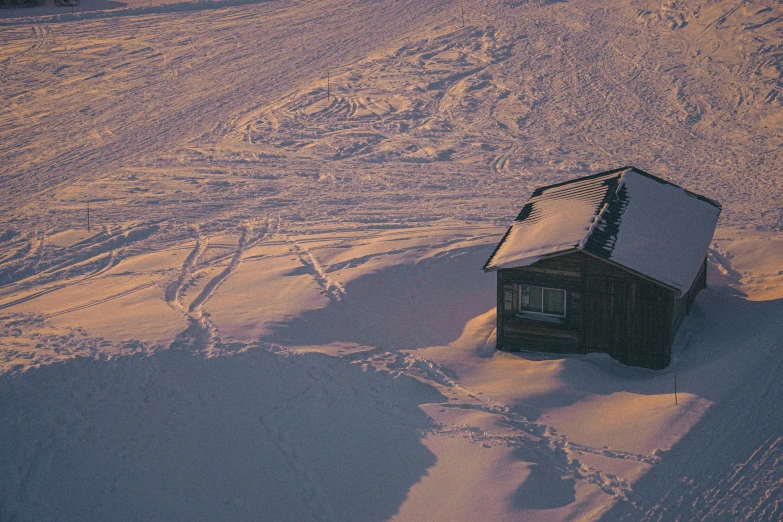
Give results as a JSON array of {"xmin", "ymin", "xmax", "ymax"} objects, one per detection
[
  {"xmin": 496, "ymin": 270, "xmax": 505, "ymax": 350},
  {"xmin": 579, "ymin": 253, "xmax": 588, "ymax": 354},
  {"xmin": 662, "ymin": 290, "xmax": 677, "ymax": 368}
]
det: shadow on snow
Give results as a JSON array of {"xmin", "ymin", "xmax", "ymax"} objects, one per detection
[
  {"xmin": 0, "ymin": 347, "xmax": 446, "ymax": 522},
  {"xmin": 264, "ymin": 245, "xmax": 497, "ymax": 351}
]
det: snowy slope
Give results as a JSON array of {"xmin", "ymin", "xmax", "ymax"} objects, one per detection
[{"xmin": 1, "ymin": 0, "xmax": 782, "ymax": 520}]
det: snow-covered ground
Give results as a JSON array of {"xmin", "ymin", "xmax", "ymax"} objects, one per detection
[{"xmin": 1, "ymin": 0, "xmax": 782, "ymax": 520}]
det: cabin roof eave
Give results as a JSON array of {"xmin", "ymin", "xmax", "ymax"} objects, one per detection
[
  {"xmin": 483, "ymin": 248, "xmax": 580, "ymax": 272},
  {"xmin": 580, "ymin": 250, "xmax": 682, "ymax": 296}
]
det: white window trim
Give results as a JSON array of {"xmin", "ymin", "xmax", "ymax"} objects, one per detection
[{"xmin": 518, "ymin": 284, "xmax": 567, "ymax": 318}]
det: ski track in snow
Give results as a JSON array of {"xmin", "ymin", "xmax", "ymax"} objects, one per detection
[
  {"xmin": 164, "ymin": 226, "xmax": 207, "ymax": 310},
  {"xmin": 177, "ymin": 220, "xmax": 272, "ymax": 352},
  {"xmin": 288, "ymin": 235, "xmax": 347, "ymax": 303}
]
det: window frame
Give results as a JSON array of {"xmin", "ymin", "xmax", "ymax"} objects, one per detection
[{"xmin": 518, "ymin": 284, "xmax": 567, "ymax": 318}]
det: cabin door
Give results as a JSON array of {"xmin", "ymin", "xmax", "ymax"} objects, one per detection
[{"xmin": 581, "ymin": 277, "xmax": 636, "ymax": 363}]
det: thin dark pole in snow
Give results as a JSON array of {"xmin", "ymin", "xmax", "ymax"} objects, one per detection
[
  {"xmin": 87, "ymin": 200, "xmax": 91, "ymax": 232},
  {"xmin": 674, "ymin": 374, "xmax": 678, "ymax": 405},
  {"xmin": 461, "ymin": 1, "xmax": 465, "ymax": 27},
  {"xmin": 327, "ymin": 71, "xmax": 330, "ymax": 101}
]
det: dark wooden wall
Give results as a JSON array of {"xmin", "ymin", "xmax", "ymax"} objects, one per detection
[
  {"xmin": 497, "ymin": 253, "xmax": 583, "ymax": 355},
  {"xmin": 496, "ymin": 251, "xmax": 707, "ymax": 370},
  {"xmin": 579, "ymin": 254, "xmax": 675, "ymax": 369}
]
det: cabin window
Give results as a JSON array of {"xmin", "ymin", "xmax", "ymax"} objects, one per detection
[{"xmin": 519, "ymin": 285, "xmax": 566, "ymax": 317}]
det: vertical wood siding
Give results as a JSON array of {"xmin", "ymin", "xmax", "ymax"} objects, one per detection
[
  {"xmin": 495, "ymin": 252, "xmax": 707, "ymax": 369},
  {"xmin": 580, "ymin": 255, "xmax": 674, "ymax": 369},
  {"xmin": 497, "ymin": 253, "xmax": 583, "ymax": 355}
]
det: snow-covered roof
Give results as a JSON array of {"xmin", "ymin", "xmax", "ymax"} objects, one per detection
[{"xmin": 483, "ymin": 167, "xmax": 721, "ymax": 296}]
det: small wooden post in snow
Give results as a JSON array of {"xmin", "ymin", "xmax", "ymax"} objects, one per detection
[
  {"xmin": 674, "ymin": 373, "xmax": 678, "ymax": 405},
  {"xmin": 87, "ymin": 200, "xmax": 91, "ymax": 232},
  {"xmin": 327, "ymin": 71, "xmax": 330, "ymax": 101},
  {"xmin": 461, "ymin": 1, "xmax": 465, "ymax": 28}
]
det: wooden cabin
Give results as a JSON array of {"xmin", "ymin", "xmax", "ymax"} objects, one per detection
[{"xmin": 483, "ymin": 167, "xmax": 721, "ymax": 369}]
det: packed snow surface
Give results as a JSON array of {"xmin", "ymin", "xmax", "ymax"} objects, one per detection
[{"xmin": 1, "ymin": 0, "xmax": 783, "ymax": 520}]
